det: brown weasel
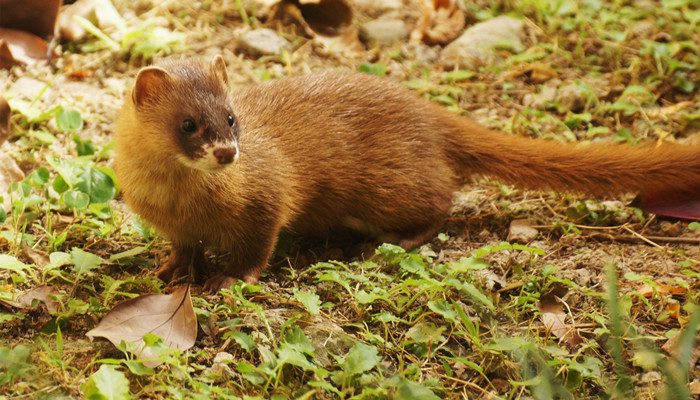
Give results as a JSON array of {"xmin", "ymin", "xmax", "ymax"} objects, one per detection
[{"xmin": 115, "ymin": 56, "xmax": 700, "ymax": 291}]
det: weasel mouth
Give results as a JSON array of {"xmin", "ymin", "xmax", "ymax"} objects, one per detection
[{"xmin": 213, "ymin": 147, "xmax": 238, "ymax": 165}]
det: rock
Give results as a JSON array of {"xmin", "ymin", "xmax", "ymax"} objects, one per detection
[
  {"xmin": 522, "ymin": 86, "xmax": 557, "ymax": 109},
  {"xmin": 441, "ymin": 15, "xmax": 525, "ymax": 70},
  {"xmin": 400, "ymin": 42, "xmax": 439, "ymax": 67},
  {"xmin": 507, "ymin": 219, "xmax": 538, "ymax": 244},
  {"xmin": 202, "ymin": 352, "xmax": 236, "ymax": 383},
  {"xmin": 556, "ymin": 83, "xmax": 587, "ymax": 112},
  {"xmin": 238, "ymin": 29, "xmax": 291, "ymax": 57},
  {"xmin": 353, "ymin": 0, "xmax": 404, "ymax": 17},
  {"xmin": 359, "ymin": 18, "xmax": 408, "ymax": 44}
]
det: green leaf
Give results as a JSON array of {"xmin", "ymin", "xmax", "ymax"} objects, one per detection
[
  {"xmin": 62, "ymin": 190, "xmax": 90, "ymax": 210},
  {"xmin": 406, "ymin": 321, "xmax": 446, "ymax": 343},
  {"xmin": 427, "ymin": 299, "xmax": 458, "ymax": 323},
  {"xmin": 277, "ymin": 342, "xmax": 317, "ymax": 372},
  {"xmin": 395, "ymin": 379, "xmax": 441, "ymax": 400},
  {"xmin": 284, "ymin": 326, "xmax": 315, "ymax": 356},
  {"xmin": 293, "ymin": 288, "xmax": 321, "ymax": 315},
  {"xmin": 123, "ymin": 360, "xmax": 155, "ymax": 376},
  {"xmin": 0, "ymin": 255, "xmax": 30, "ymax": 279},
  {"xmin": 344, "ymin": 343, "xmax": 381, "ymax": 378},
  {"xmin": 485, "ymin": 337, "xmax": 529, "ymax": 352},
  {"xmin": 229, "ymin": 331, "xmax": 256, "ymax": 352},
  {"xmin": 358, "ymin": 62, "xmax": 387, "ymax": 76},
  {"xmin": 82, "ymin": 364, "xmax": 130, "ymax": 400},
  {"xmin": 75, "ymin": 167, "xmax": 117, "ymax": 204},
  {"xmin": 71, "ymin": 248, "xmax": 102, "ymax": 275},
  {"xmin": 73, "ymin": 136, "xmax": 96, "ymax": 156},
  {"xmin": 108, "ymin": 247, "xmax": 147, "ymax": 262},
  {"xmin": 442, "ymin": 70, "xmax": 475, "ymax": 83},
  {"xmin": 689, "ymin": 222, "xmax": 700, "ymax": 230},
  {"xmin": 56, "ymin": 108, "xmax": 83, "ymax": 132}
]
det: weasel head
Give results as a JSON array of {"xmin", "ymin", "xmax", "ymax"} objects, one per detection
[{"xmin": 129, "ymin": 55, "xmax": 240, "ymax": 172}]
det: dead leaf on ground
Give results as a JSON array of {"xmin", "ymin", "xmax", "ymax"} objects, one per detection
[
  {"xmin": 646, "ymin": 100, "xmax": 694, "ymax": 120},
  {"xmin": 274, "ymin": 0, "xmax": 362, "ymax": 53},
  {"xmin": 0, "ymin": 29, "xmax": 59, "ymax": 68},
  {"xmin": 57, "ymin": 0, "xmax": 126, "ymax": 42},
  {"xmin": 539, "ymin": 286, "xmax": 584, "ymax": 347},
  {"xmin": 637, "ymin": 282, "xmax": 687, "ymax": 298},
  {"xmin": 410, "ymin": 0, "xmax": 465, "ymax": 45},
  {"xmin": 86, "ymin": 285, "xmax": 197, "ymax": 368},
  {"xmin": 0, "ymin": 0, "xmax": 61, "ymax": 38},
  {"xmin": 0, "ymin": 97, "xmax": 9, "ymax": 144},
  {"xmin": 0, "ymin": 150, "xmax": 25, "ymax": 210},
  {"xmin": 0, "ymin": 285, "xmax": 60, "ymax": 313},
  {"xmin": 661, "ymin": 328, "xmax": 700, "ymax": 367},
  {"xmin": 21, "ymin": 243, "xmax": 50, "ymax": 269}
]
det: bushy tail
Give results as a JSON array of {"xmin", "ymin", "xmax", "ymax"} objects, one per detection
[{"xmin": 442, "ymin": 114, "xmax": 700, "ymax": 199}]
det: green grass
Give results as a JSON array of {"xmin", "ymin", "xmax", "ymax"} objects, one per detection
[{"xmin": 1, "ymin": 0, "xmax": 699, "ymax": 398}]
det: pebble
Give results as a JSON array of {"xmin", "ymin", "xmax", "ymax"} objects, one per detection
[
  {"xmin": 441, "ymin": 15, "xmax": 525, "ymax": 70},
  {"xmin": 238, "ymin": 29, "xmax": 291, "ymax": 57},
  {"xmin": 507, "ymin": 219, "xmax": 538, "ymax": 244},
  {"xmin": 359, "ymin": 18, "xmax": 409, "ymax": 44}
]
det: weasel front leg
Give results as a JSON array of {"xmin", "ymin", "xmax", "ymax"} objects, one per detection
[
  {"xmin": 204, "ymin": 225, "xmax": 281, "ymax": 292},
  {"xmin": 157, "ymin": 244, "xmax": 209, "ymax": 284}
]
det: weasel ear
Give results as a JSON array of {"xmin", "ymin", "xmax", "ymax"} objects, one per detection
[
  {"xmin": 132, "ymin": 66, "xmax": 171, "ymax": 107},
  {"xmin": 211, "ymin": 55, "xmax": 228, "ymax": 85}
]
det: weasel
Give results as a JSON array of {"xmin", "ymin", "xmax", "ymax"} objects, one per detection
[{"xmin": 115, "ymin": 56, "xmax": 700, "ymax": 291}]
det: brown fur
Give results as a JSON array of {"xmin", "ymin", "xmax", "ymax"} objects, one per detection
[{"xmin": 115, "ymin": 57, "xmax": 700, "ymax": 291}]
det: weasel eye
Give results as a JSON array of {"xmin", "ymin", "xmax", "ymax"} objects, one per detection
[
  {"xmin": 181, "ymin": 119, "xmax": 197, "ymax": 134},
  {"xmin": 227, "ymin": 114, "xmax": 234, "ymax": 127}
]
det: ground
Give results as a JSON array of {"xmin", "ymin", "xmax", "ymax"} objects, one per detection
[{"xmin": 1, "ymin": 0, "xmax": 700, "ymax": 399}]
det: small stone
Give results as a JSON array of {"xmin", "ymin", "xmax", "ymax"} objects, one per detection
[
  {"xmin": 238, "ymin": 29, "xmax": 290, "ymax": 57},
  {"xmin": 556, "ymin": 83, "xmax": 587, "ymax": 112},
  {"xmin": 202, "ymin": 352, "xmax": 235, "ymax": 383},
  {"xmin": 522, "ymin": 86, "xmax": 557, "ymax": 109},
  {"xmin": 507, "ymin": 219, "xmax": 538, "ymax": 244},
  {"xmin": 400, "ymin": 42, "xmax": 439, "ymax": 67},
  {"xmin": 441, "ymin": 15, "xmax": 525, "ymax": 70},
  {"xmin": 359, "ymin": 18, "xmax": 408, "ymax": 44},
  {"xmin": 353, "ymin": 0, "xmax": 403, "ymax": 17}
]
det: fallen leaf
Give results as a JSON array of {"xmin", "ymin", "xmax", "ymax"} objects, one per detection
[
  {"xmin": 0, "ymin": 150, "xmax": 25, "ymax": 210},
  {"xmin": 411, "ymin": 0, "xmax": 465, "ymax": 45},
  {"xmin": 646, "ymin": 101, "xmax": 695, "ymax": 120},
  {"xmin": 21, "ymin": 243, "xmax": 50, "ymax": 269},
  {"xmin": 0, "ymin": 97, "xmax": 9, "ymax": 144},
  {"xmin": 0, "ymin": 0, "xmax": 61, "ymax": 38},
  {"xmin": 0, "ymin": 285, "xmax": 60, "ymax": 313},
  {"xmin": 636, "ymin": 188, "xmax": 700, "ymax": 221},
  {"xmin": 539, "ymin": 286, "xmax": 584, "ymax": 347},
  {"xmin": 0, "ymin": 28, "xmax": 59, "ymax": 67},
  {"xmin": 274, "ymin": 0, "xmax": 362, "ymax": 53},
  {"xmin": 57, "ymin": 0, "xmax": 126, "ymax": 42},
  {"xmin": 637, "ymin": 282, "xmax": 687, "ymax": 298},
  {"xmin": 86, "ymin": 285, "xmax": 197, "ymax": 368}
]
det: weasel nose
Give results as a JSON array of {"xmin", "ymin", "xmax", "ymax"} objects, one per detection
[{"xmin": 213, "ymin": 147, "xmax": 237, "ymax": 164}]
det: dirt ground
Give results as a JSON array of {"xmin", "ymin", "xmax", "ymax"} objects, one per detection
[{"xmin": 1, "ymin": 0, "xmax": 700, "ymax": 398}]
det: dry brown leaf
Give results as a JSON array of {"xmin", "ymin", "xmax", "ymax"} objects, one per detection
[
  {"xmin": 539, "ymin": 286, "xmax": 584, "ymax": 347},
  {"xmin": 0, "ymin": 28, "xmax": 58, "ymax": 67},
  {"xmin": 57, "ymin": 0, "xmax": 125, "ymax": 42},
  {"xmin": 0, "ymin": 97, "xmax": 9, "ymax": 144},
  {"xmin": 0, "ymin": 285, "xmax": 60, "ymax": 313},
  {"xmin": 0, "ymin": 0, "xmax": 61, "ymax": 38},
  {"xmin": 410, "ymin": 0, "xmax": 465, "ymax": 45},
  {"xmin": 86, "ymin": 285, "xmax": 197, "ymax": 368},
  {"xmin": 646, "ymin": 100, "xmax": 694, "ymax": 120},
  {"xmin": 275, "ymin": 0, "xmax": 362, "ymax": 53},
  {"xmin": 637, "ymin": 282, "xmax": 687, "ymax": 298},
  {"xmin": 21, "ymin": 243, "xmax": 50, "ymax": 269},
  {"xmin": 0, "ymin": 150, "xmax": 24, "ymax": 210}
]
